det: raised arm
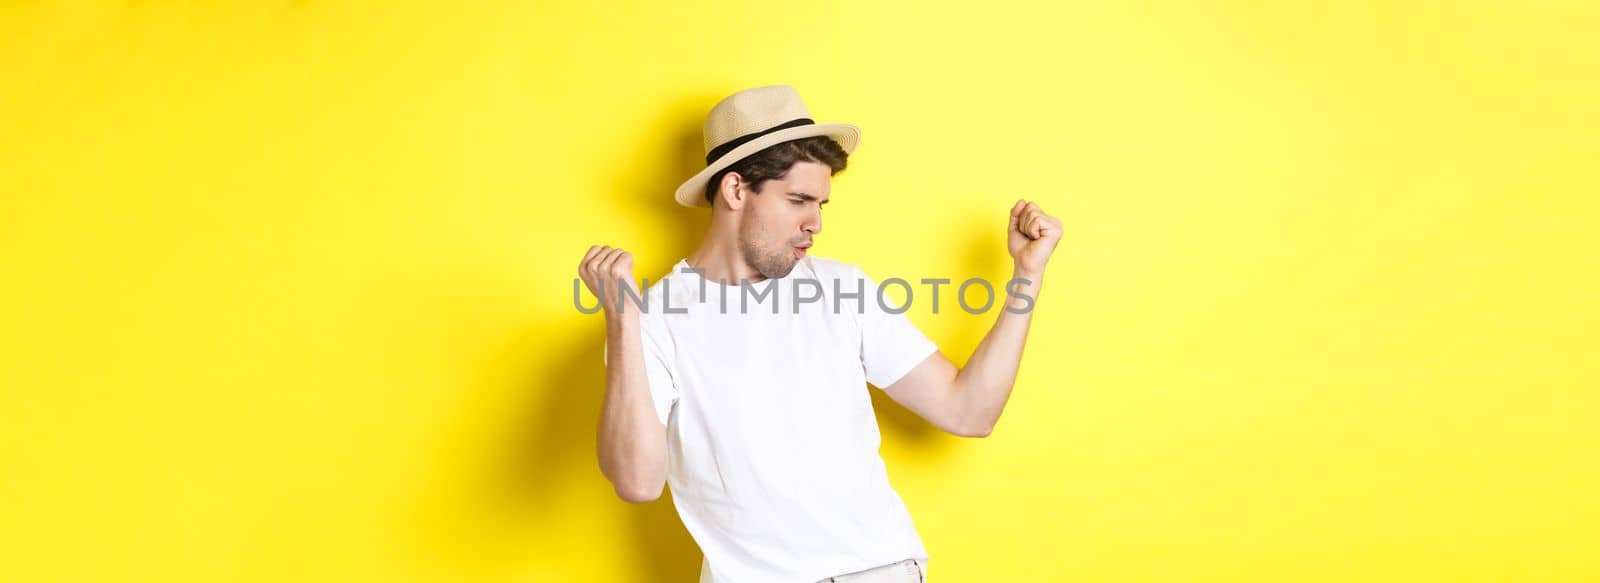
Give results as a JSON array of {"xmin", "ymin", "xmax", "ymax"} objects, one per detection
[
  {"xmin": 580, "ymin": 245, "xmax": 669, "ymax": 503},
  {"xmin": 881, "ymin": 201, "xmax": 1063, "ymax": 437}
]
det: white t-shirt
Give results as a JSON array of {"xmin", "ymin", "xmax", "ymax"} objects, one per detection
[{"xmin": 605, "ymin": 255, "xmax": 939, "ymax": 582}]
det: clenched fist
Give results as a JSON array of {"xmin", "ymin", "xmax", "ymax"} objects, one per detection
[
  {"xmin": 1008, "ymin": 200, "xmax": 1062, "ymax": 279},
  {"xmin": 579, "ymin": 245, "xmax": 641, "ymax": 319}
]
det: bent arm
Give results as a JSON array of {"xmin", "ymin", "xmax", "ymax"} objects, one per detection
[
  {"xmin": 883, "ymin": 269, "xmax": 1043, "ymax": 437},
  {"xmin": 596, "ymin": 312, "xmax": 669, "ymax": 502}
]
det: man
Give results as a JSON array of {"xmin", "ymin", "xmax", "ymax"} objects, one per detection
[{"xmin": 577, "ymin": 85, "xmax": 1061, "ymax": 582}]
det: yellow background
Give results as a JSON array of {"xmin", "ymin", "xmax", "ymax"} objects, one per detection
[{"xmin": 2, "ymin": 1, "xmax": 1596, "ymax": 581}]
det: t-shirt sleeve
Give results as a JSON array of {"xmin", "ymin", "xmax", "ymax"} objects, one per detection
[
  {"xmin": 602, "ymin": 319, "xmax": 679, "ymax": 427},
  {"xmin": 852, "ymin": 264, "xmax": 941, "ymax": 388}
]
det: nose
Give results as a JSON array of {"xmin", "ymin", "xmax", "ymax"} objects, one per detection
[{"xmin": 803, "ymin": 207, "xmax": 822, "ymax": 235}]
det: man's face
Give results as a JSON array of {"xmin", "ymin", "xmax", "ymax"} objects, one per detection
[{"xmin": 737, "ymin": 160, "xmax": 831, "ymax": 279}]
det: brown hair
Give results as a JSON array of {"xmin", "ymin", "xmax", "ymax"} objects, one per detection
[{"xmin": 704, "ymin": 136, "xmax": 849, "ymax": 206}]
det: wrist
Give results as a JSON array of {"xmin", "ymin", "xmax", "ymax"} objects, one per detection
[
  {"xmin": 605, "ymin": 309, "xmax": 639, "ymax": 332},
  {"xmin": 1011, "ymin": 265, "xmax": 1045, "ymax": 285}
]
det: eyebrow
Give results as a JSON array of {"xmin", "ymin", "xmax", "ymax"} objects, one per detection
[{"xmin": 788, "ymin": 192, "xmax": 830, "ymax": 205}]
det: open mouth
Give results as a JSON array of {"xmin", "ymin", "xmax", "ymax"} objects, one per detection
[{"xmin": 793, "ymin": 246, "xmax": 807, "ymax": 259}]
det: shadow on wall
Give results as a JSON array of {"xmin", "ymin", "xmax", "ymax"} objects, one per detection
[
  {"xmin": 867, "ymin": 218, "xmax": 1006, "ymax": 444},
  {"xmin": 499, "ymin": 327, "xmax": 701, "ymax": 582},
  {"xmin": 500, "ymin": 93, "xmax": 719, "ymax": 582}
]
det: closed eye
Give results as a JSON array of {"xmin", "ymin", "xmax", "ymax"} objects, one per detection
[{"xmin": 788, "ymin": 192, "xmax": 828, "ymax": 207}]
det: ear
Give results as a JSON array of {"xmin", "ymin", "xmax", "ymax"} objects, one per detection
[{"xmin": 719, "ymin": 172, "xmax": 749, "ymax": 211}]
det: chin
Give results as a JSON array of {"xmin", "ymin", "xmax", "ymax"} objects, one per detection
[{"xmin": 760, "ymin": 259, "xmax": 798, "ymax": 279}]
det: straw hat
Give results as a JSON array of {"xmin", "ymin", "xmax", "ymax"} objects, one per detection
[{"xmin": 674, "ymin": 85, "xmax": 861, "ymax": 208}]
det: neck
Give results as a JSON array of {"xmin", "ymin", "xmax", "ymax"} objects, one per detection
[{"xmin": 685, "ymin": 230, "xmax": 767, "ymax": 285}]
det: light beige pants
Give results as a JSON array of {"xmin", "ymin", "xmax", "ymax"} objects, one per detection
[{"xmin": 817, "ymin": 558, "xmax": 926, "ymax": 582}]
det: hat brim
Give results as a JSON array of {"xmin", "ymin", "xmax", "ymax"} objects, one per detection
[{"xmin": 674, "ymin": 123, "xmax": 861, "ymax": 208}]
